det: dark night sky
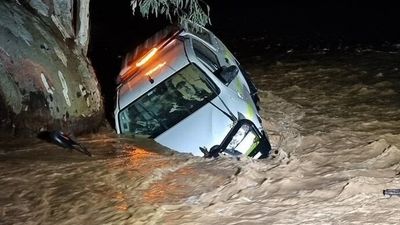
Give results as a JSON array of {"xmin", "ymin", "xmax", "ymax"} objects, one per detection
[{"xmin": 207, "ymin": 1, "xmax": 400, "ymax": 43}]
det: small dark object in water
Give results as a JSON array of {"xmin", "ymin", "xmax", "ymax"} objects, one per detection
[
  {"xmin": 37, "ymin": 130, "xmax": 92, "ymax": 157},
  {"xmin": 383, "ymin": 189, "xmax": 400, "ymax": 197}
]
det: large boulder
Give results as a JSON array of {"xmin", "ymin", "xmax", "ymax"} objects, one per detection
[{"xmin": 0, "ymin": 0, "xmax": 103, "ymax": 138}]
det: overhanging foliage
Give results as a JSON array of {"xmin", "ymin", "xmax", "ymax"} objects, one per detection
[{"xmin": 131, "ymin": 0, "xmax": 210, "ymax": 26}]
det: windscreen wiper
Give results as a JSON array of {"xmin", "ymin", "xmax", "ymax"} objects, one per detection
[{"xmin": 202, "ymin": 76, "xmax": 237, "ymax": 122}]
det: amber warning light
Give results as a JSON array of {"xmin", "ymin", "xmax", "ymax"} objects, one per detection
[
  {"xmin": 118, "ymin": 47, "xmax": 158, "ymax": 84},
  {"xmin": 136, "ymin": 47, "xmax": 158, "ymax": 67},
  {"xmin": 118, "ymin": 31, "xmax": 179, "ymax": 84}
]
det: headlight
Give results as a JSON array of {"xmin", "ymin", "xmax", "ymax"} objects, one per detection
[
  {"xmin": 204, "ymin": 119, "xmax": 270, "ymax": 159},
  {"xmin": 226, "ymin": 124, "xmax": 260, "ymax": 155},
  {"xmin": 227, "ymin": 124, "xmax": 249, "ymax": 149}
]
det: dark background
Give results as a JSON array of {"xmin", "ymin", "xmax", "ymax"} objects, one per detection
[
  {"xmin": 209, "ymin": 1, "xmax": 399, "ymax": 41},
  {"xmin": 88, "ymin": 0, "xmax": 400, "ymax": 123}
]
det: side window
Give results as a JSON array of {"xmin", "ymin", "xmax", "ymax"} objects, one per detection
[
  {"xmin": 192, "ymin": 39, "xmax": 220, "ymax": 73},
  {"xmin": 187, "ymin": 23, "xmax": 213, "ymax": 45}
]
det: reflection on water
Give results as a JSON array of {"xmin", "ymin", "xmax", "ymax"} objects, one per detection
[
  {"xmin": 0, "ymin": 131, "xmax": 238, "ymax": 225},
  {"xmin": 113, "ymin": 191, "xmax": 129, "ymax": 212},
  {"xmin": 1, "ymin": 49, "xmax": 400, "ymax": 224},
  {"xmin": 143, "ymin": 166, "xmax": 195, "ymax": 204}
]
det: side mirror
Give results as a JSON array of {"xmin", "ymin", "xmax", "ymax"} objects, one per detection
[{"xmin": 219, "ymin": 65, "xmax": 239, "ymax": 84}]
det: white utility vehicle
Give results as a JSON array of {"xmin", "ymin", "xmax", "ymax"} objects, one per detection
[{"xmin": 114, "ymin": 21, "xmax": 271, "ymax": 158}]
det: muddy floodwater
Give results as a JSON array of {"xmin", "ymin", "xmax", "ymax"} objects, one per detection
[{"xmin": 1, "ymin": 45, "xmax": 400, "ymax": 224}]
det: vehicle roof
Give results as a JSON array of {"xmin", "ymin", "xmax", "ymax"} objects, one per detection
[
  {"xmin": 117, "ymin": 36, "xmax": 189, "ymax": 110},
  {"xmin": 116, "ymin": 20, "xmax": 212, "ymax": 110},
  {"xmin": 119, "ymin": 25, "xmax": 180, "ymax": 77},
  {"xmin": 118, "ymin": 20, "xmax": 212, "ymax": 81}
]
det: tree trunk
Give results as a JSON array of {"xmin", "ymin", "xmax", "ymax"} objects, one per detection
[{"xmin": 0, "ymin": 0, "xmax": 103, "ymax": 138}]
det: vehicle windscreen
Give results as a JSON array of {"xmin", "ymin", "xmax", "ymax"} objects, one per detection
[{"xmin": 118, "ymin": 64, "xmax": 219, "ymax": 137}]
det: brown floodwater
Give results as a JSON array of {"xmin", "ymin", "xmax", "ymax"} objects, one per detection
[{"xmin": 1, "ymin": 48, "xmax": 400, "ymax": 225}]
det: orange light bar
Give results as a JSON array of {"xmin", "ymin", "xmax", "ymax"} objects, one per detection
[
  {"xmin": 145, "ymin": 61, "xmax": 166, "ymax": 77},
  {"xmin": 136, "ymin": 47, "xmax": 158, "ymax": 67}
]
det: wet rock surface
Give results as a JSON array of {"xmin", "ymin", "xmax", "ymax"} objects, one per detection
[{"xmin": 0, "ymin": 1, "xmax": 103, "ymax": 138}]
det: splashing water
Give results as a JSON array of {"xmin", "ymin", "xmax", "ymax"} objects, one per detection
[{"xmin": 1, "ymin": 48, "xmax": 400, "ymax": 225}]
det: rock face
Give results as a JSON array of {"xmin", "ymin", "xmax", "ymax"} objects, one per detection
[{"xmin": 0, "ymin": 0, "xmax": 103, "ymax": 138}]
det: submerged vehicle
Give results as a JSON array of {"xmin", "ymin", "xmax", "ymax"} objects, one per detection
[{"xmin": 114, "ymin": 21, "xmax": 271, "ymax": 158}]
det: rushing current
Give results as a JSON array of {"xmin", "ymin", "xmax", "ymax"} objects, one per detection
[{"xmin": 1, "ymin": 41, "xmax": 400, "ymax": 224}]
